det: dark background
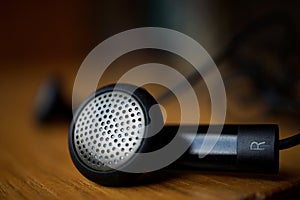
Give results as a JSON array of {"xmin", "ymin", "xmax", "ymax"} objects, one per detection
[
  {"xmin": 1, "ymin": 0, "xmax": 300, "ymax": 124},
  {"xmin": 1, "ymin": 1, "xmax": 299, "ymax": 62}
]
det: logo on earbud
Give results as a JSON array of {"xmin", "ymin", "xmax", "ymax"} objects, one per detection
[{"xmin": 250, "ymin": 141, "xmax": 266, "ymax": 151}]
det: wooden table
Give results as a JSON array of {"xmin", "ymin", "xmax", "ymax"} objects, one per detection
[{"xmin": 1, "ymin": 62, "xmax": 300, "ymax": 200}]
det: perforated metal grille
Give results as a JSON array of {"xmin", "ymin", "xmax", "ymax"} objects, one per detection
[{"xmin": 73, "ymin": 91, "xmax": 145, "ymax": 171}]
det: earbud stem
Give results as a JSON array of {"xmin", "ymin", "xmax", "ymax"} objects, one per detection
[{"xmin": 164, "ymin": 124, "xmax": 279, "ymax": 173}]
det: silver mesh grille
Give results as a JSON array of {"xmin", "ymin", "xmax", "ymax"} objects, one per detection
[{"xmin": 73, "ymin": 91, "xmax": 145, "ymax": 171}]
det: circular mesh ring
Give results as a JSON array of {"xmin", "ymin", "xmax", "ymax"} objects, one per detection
[{"xmin": 73, "ymin": 91, "xmax": 145, "ymax": 171}]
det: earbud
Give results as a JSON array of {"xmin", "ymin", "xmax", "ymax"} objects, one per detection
[
  {"xmin": 69, "ymin": 84, "xmax": 280, "ymax": 186},
  {"xmin": 34, "ymin": 76, "xmax": 72, "ymax": 124}
]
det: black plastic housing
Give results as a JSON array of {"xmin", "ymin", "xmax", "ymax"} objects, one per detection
[
  {"xmin": 69, "ymin": 84, "xmax": 164, "ymax": 186},
  {"xmin": 69, "ymin": 84, "xmax": 279, "ymax": 187},
  {"xmin": 172, "ymin": 124, "xmax": 279, "ymax": 173}
]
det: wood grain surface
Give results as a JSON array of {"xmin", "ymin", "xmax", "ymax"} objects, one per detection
[{"xmin": 1, "ymin": 62, "xmax": 300, "ymax": 200}]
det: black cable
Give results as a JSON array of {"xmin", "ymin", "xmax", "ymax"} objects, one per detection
[
  {"xmin": 156, "ymin": 12, "xmax": 298, "ymax": 104},
  {"xmin": 279, "ymin": 133, "xmax": 300, "ymax": 150}
]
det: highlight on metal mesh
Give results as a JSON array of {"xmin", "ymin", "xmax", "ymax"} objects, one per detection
[{"xmin": 73, "ymin": 91, "xmax": 145, "ymax": 170}]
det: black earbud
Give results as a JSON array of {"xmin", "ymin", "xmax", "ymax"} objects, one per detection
[
  {"xmin": 34, "ymin": 76, "xmax": 72, "ymax": 124},
  {"xmin": 69, "ymin": 84, "xmax": 280, "ymax": 186}
]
